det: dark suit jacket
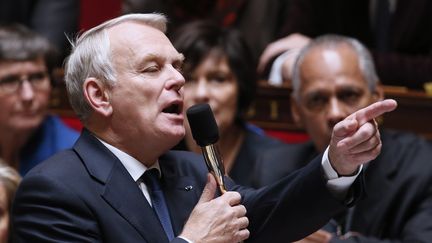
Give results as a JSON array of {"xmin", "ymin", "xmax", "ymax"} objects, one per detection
[
  {"xmin": 175, "ymin": 128, "xmax": 288, "ymax": 188},
  {"xmin": 12, "ymin": 129, "xmax": 359, "ymax": 242},
  {"xmin": 230, "ymin": 129, "xmax": 288, "ymax": 188},
  {"xmin": 254, "ymin": 130, "xmax": 432, "ymax": 242},
  {"xmin": 281, "ymin": 0, "xmax": 432, "ymax": 89}
]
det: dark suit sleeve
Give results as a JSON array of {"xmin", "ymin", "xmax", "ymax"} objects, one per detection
[
  {"xmin": 11, "ymin": 174, "xmax": 101, "ymax": 242},
  {"xmin": 229, "ymin": 156, "xmax": 362, "ymax": 242}
]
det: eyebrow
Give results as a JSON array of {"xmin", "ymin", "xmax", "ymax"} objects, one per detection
[{"xmin": 140, "ymin": 52, "xmax": 184, "ymax": 62}]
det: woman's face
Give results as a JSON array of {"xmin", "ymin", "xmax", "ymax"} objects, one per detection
[
  {"xmin": 183, "ymin": 54, "xmax": 239, "ymax": 135},
  {"xmin": 0, "ymin": 184, "xmax": 9, "ymax": 243}
]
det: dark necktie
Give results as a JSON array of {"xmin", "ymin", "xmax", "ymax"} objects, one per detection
[{"xmin": 142, "ymin": 169, "xmax": 175, "ymax": 241}]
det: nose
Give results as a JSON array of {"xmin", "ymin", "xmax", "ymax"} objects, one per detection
[
  {"xmin": 19, "ymin": 80, "xmax": 35, "ymax": 102},
  {"xmin": 193, "ymin": 79, "xmax": 210, "ymax": 103},
  {"xmin": 327, "ymin": 98, "xmax": 345, "ymax": 128},
  {"xmin": 165, "ymin": 66, "xmax": 185, "ymax": 92}
]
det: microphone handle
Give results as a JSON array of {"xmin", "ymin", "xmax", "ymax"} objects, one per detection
[{"xmin": 201, "ymin": 145, "xmax": 227, "ymax": 194}]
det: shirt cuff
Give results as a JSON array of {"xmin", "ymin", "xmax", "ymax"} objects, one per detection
[
  {"xmin": 321, "ymin": 146, "xmax": 363, "ymax": 199},
  {"xmin": 178, "ymin": 236, "xmax": 194, "ymax": 243}
]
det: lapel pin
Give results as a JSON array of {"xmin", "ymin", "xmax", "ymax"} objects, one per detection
[{"xmin": 184, "ymin": 185, "xmax": 193, "ymax": 191}]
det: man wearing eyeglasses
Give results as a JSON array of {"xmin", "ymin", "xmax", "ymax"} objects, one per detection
[{"xmin": 0, "ymin": 24, "xmax": 79, "ymax": 175}]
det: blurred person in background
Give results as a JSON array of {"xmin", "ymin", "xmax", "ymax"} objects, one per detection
[
  {"xmin": 0, "ymin": 24, "xmax": 79, "ymax": 175},
  {"xmin": 260, "ymin": 0, "xmax": 432, "ymax": 90},
  {"xmin": 0, "ymin": 0, "xmax": 79, "ymax": 65},
  {"xmin": 0, "ymin": 159, "xmax": 21, "ymax": 243},
  {"xmin": 254, "ymin": 34, "xmax": 432, "ymax": 242},
  {"xmin": 123, "ymin": 0, "xmax": 292, "ymax": 65},
  {"xmin": 171, "ymin": 20, "xmax": 289, "ymax": 187}
]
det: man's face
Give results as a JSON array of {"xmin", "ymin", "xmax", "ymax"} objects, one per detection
[
  {"xmin": 183, "ymin": 54, "xmax": 239, "ymax": 137},
  {"xmin": 292, "ymin": 45, "xmax": 382, "ymax": 152},
  {"xmin": 0, "ymin": 58, "xmax": 51, "ymax": 134},
  {"xmin": 107, "ymin": 22, "xmax": 186, "ymax": 150}
]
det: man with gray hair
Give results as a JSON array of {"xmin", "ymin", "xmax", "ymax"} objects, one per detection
[
  {"xmin": 12, "ymin": 15, "xmax": 396, "ymax": 242},
  {"xmin": 254, "ymin": 35, "xmax": 432, "ymax": 242}
]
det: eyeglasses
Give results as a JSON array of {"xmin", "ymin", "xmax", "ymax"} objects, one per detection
[{"xmin": 0, "ymin": 71, "xmax": 50, "ymax": 94}]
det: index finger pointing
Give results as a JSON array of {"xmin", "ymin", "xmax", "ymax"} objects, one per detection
[{"xmin": 349, "ymin": 99, "xmax": 397, "ymax": 126}]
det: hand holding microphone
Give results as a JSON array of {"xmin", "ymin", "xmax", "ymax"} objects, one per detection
[
  {"xmin": 186, "ymin": 103, "xmax": 227, "ymax": 194},
  {"xmin": 180, "ymin": 103, "xmax": 250, "ymax": 242}
]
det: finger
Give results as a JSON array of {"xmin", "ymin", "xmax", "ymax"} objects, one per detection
[
  {"xmin": 257, "ymin": 40, "xmax": 291, "ymax": 73},
  {"xmin": 310, "ymin": 230, "xmax": 332, "ymax": 242},
  {"xmin": 257, "ymin": 47, "xmax": 277, "ymax": 73},
  {"xmin": 222, "ymin": 191, "xmax": 242, "ymax": 206},
  {"xmin": 293, "ymin": 239, "xmax": 315, "ymax": 243},
  {"xmin": 303, "ymin": 230, "xmax": 330, "ymax": 242},
  {"xmin": 347, "ymin": 140, "xmax": 382, "ymax": 164},
  {"xmin": 235, "ymin": 228, "xmax": 250, "ymax": 242},
  {"xmin": 197, "ymin": 173, "xmax": 216, "ymax": 204},
  {"xmin": 332, "ymin": 118, "xmax": 359, "ymax": 140},
  {"xmin": 348, "ymin": 129, "xmax": 380, "ymax": 154},
  {"xmin": 236, "ymin": 216, "xmax": 249, "ymax": 230},
  {"xmin": 338, "ymin": 122, "xmax": 377, "ymax": 150},
  {"xmin": 347, "ymin": 99, "xmax": 397, "ymax": 126},
  {"xmin": 233, "ymin": 204, "xmax": 247, "ymax": 218}
]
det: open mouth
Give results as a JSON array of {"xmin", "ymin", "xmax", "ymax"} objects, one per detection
[{"xmin": 162, "ymin": 103, "xmax": 181, "ymax": 115}]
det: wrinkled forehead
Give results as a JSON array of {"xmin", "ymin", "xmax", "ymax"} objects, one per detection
[
  {"xmin": 107, "ymin": 22, "xmax": 181, "ymax": 63},
  {"xmin": 301, "ymin": 46, "xmax": 365, "ymax": 85}
]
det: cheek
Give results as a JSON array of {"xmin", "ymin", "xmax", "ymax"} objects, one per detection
[
  {"xmin": 301, "ymin": 114, "xmax": 330, "ymax": 136},
  {"xmin": 216, "ymin": 84, "xmax": 238, "ymax": 110},
  {"xmin": 183, "ymin": 89, "xmax": 195, "ymax": 109},
  {"xmin": 0, "ymin": 100, "xmax": 13, "ymax": 122},
  {"xmin": 214, "ymin": 87, "xmax": 238, "ymax": 125},
  {"xmin": 36, "ymin": 90, "xmax": 51, "ymax": 107}
]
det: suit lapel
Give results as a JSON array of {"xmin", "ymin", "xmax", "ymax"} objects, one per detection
[
  {"xmin": 163, "ymin": 174, "xmax": 200, "ymax": 235},
  {"xmin": 351, "ymin": 131, "xmax": 401, "ymax": 231},
  {"xmin": 101, "ymin": 162, "xmax": 169, "ymax": 243},
  {"xmin": 74, "ymin": 129, "xmax": 169, "ymax": 243},
  {"xmin": 159, "ymin": 154, "xmax": 202, "ymax": 236}
]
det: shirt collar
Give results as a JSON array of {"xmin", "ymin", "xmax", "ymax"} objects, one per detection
[{"xmin": 97, "ymin": 138, "xmax": 161, "ymax": 182}]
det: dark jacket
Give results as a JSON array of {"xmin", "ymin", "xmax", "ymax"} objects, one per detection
[
  {"xmin": 12, "ymin": 129, "xmax": 362, "ymax": 242},
  {"xmin": 254, "ymin": 130, "xmax": 432, "ymax": 242}
]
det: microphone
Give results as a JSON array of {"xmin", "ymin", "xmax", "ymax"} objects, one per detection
[{"xmin": 186, "ymin": 103, "xmax": 227, "ymax": 194}]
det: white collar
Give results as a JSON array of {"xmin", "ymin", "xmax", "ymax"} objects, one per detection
[{"xmin": 97, "ymin": 138, "xmax": 161, "ymax": 182}]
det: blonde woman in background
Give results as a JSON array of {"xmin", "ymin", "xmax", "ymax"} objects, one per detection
[{"xmin": 0, "ymin": 159, "xmax": 21, "ymax": 243}]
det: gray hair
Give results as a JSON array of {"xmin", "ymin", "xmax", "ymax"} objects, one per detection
[
  {"xmin": 64, "ymin": 13, "xmax": 167, "ymax": 122},
  {"xmin": 292, "ymin": 34, "xmax": 379, "ymax": 101},
  {"xmin": 0, "ymin": 24, "xmax": 56, "ymax": 73}
]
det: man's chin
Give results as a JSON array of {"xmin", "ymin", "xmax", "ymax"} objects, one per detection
[{"xmin": 160, "ymin": 123, "xmax": 183, "ymax": 136}]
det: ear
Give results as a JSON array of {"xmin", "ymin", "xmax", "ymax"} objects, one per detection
[
  {"xmin": 372, "ymin": 82, "xmax": 384, "ymax": 102},
  {"xmin": 290, "ymin": 95, "xmax": 304, "ymax": 128},
  {"xmin": 83, "ymin": 78, "xmax": 113, "ymax": 117}
]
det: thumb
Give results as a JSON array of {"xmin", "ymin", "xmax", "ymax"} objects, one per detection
[{"xmin": 197, "ymin": 173, "xmax": 217, "ymax": 204}]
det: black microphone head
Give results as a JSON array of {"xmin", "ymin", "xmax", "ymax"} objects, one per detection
[{"xmin": 186, "ymin": 103, "xmax": 219, "ymax": 146}]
